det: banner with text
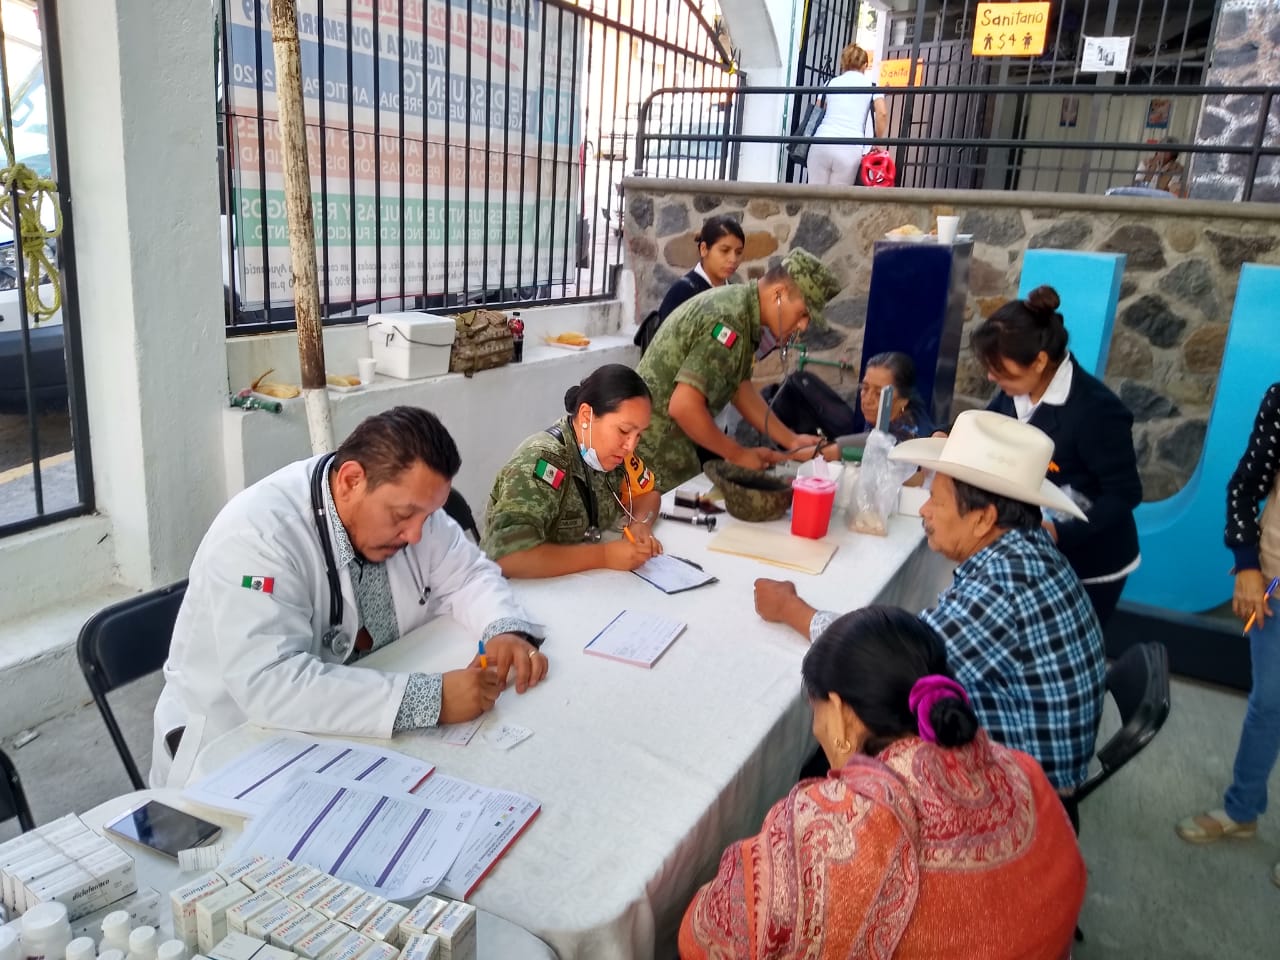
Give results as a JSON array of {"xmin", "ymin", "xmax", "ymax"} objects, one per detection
[{"xmin": 228, "ymin": 0, "xmax": 582, "ymax": 305}]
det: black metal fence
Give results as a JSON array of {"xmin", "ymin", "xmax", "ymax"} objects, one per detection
[
  {"xmin": 0, "ymin": 0, "xmax": 92, "ymax": 539},
  {"xmin": 219, "ymin": 0, "xmax": 739, "ymax": 334},
  {"xmin": 635, "ymin": 82, "xmax": 1279, "ymax": 201}
]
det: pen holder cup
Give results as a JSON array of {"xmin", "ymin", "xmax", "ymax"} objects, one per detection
[
  {"xmin": 791, "ymin": 476, "xmax": 837, "ymax": 539},
  {"xmin": 704, "ymin": 460, "xmax": 793, "ymax": 522}
]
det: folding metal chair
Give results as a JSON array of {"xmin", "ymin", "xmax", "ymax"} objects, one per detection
[
  {"xmin": 1076, "ymin": 641, "xmax": 1173, "ymax": 803},
  {"xmin": 77, "ymin": 580, "xmax": 187, "ymax": 789},
  {"xmin": 0, "ymin": 747, "xmax": 35, "ymax": 832}
]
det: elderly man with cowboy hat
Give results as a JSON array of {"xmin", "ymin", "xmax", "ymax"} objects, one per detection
[{"xmin": 755, "ymin": 410, "xmax": 1106, "ymax": 798}]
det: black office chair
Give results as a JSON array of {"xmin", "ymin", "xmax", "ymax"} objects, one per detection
[
  {"xmin": 77, "ymin": 580, "xmax": 188, "ymax": 790},
  {"xmin": 444, "ymin": 489, "xmax": 481, "ymax": 543},
  {"xmin": 1076, "ymin": 641, "xmax": 1172, "ymax": 804},
  {"xmin": 0, "ymin": 747, "xmax": 35, "ymax": 832}
]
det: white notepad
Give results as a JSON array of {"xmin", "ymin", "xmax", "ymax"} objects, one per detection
[
  {"xmin": 631, "ymin": 554, "xmax": 717, "ymax": 594},
  {"xmin": 584, "ymin": 610, "xmax": 686, "ymax": 668}
]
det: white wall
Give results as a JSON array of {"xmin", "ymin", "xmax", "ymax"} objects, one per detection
[
  {"xmin": 720, "ymin": 0, "xmax": 799, "ymax": 180},
  {"xmin": 222, "ymin": 300, "xmax": 636, "ymax": 523},
  {"xmin": 58, "ymin": 0, "xmax": 228, "ymax": 587}
]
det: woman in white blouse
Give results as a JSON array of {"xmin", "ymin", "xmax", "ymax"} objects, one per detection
[{"xmin": 808, "ymin": 43, "xmax": 889, "ymax": 186}]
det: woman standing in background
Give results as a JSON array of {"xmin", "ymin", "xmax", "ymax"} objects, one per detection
[{"xmin": 807, "ymin": 42, "xmax": 888, "ymax": 186}]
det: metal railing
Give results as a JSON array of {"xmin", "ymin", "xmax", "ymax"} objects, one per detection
[
  {"xmin": 0, "ymin": 0, "xmax": 92, "ymax": 539},
  {"xmin": 219, "ymin": 0, "xmax": 740, "ymax": 334},
  {"xmin": 634, "ymin": 82, "xmax": 1280, "ymax": 200}
]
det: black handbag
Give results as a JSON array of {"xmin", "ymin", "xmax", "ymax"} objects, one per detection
[{"xmin": 787, "ymin": 100, "xmax": 826, "ymax": 167}]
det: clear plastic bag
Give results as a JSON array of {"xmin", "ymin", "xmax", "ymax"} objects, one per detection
[{"xmin": 848, "ymin": 430, "xmax": 916, "ymax": 536}]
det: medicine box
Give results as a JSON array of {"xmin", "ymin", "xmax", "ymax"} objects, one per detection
[
  {"xmin": 358, "ymin": 943, "xmax": 398, "ymax": 960},
  {"xmin": 71, "ymin": 886, "xmax": 162, "ymax": 940},
  {"xmin": 397, "ymin": 896, "xmax": 447, "ymax": 943},
  {"xmin": 359, "ymin": 902, "xmax": 407, "ymax": 944},
  {"xmin": 246, "ymin": 901, "xmax": 304, "ymax": 941},
  {"xmin": 292, "ymin": 920, "xmax": 349, "ymax": 960},
  {"xmin": 367, "ymin": 313, "xmax": 456, "ymax": 380},
  {"xmin": 226, "ymin": 889, "xmax": 283, "ymax": 935},
  {"xmin": 208, "ymin": 933, "xmax": 266, "ymax": 960},
  {"xmin": 196, "ymin": 881, "xmax": 252, "ymax": 951},
  {"xmin": 171, "ymin": 873, "xmax": 228, "ymax": 947},
  {"xmin": 397, "ymin": 934, "xmax": 439, "ymax": 960},
  {"xmin": 216, "ymin": 856, "xmax": 269, "ymax": 886},
  {"xmin": 317, "ymin": 930, "xmax": 371, "ymax": 960},
  {"xmin": 425, "ymin": 903, "xmax": 475, "ymax": 960}
]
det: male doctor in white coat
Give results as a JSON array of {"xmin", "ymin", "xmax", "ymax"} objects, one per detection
[{"xmin": 151, "ymin": 406, "xmax": 548, "ymax": 786}]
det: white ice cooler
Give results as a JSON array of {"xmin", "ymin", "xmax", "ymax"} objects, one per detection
[{"xmin": 367, "ymin": 313, "xmax": 456, "ymax": 380}]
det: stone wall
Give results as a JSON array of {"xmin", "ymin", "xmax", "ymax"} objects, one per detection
[
  {"xmin": 622, "ymin": 180, "xmax": 1280, "ymax": 501},
  {"xmin": 1189, "ymin": 0, "xmax": 1280, "ymax": 202}
]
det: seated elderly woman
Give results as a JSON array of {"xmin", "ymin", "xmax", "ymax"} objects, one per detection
[
  {"xmin": 767, "ymin": 351, "xmax": 936, "ymax": 457},
  {"xmin": 680, "ymin": 605, "xmax": 1085, "ymax": 960}
]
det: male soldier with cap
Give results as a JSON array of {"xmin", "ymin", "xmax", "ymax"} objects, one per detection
[{"xmin": 635, "ymin": 247, "xmax": 844, "ymax": 492}]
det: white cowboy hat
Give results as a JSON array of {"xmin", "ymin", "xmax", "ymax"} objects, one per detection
[{"xmin": 888, "ymin": 410, "xmax": 1087, "ymax": 521}]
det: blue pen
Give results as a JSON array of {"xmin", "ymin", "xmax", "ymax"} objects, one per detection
[{"xmin": 478, "ymin": 640, "xmax": 488, "ymax": 669}]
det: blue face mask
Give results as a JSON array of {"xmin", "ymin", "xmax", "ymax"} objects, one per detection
[
  {"xmin": 579, "ymin": 417, "xmax": 607, "ymax": 472},
  {"xmin": 755, "ymin": 325, "xmax": 778, "ymax": 361}
]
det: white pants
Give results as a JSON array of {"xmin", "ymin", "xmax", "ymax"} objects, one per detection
[{"xmin": 807, "ymin": 143, "xmax": 862, "ymax": 185}]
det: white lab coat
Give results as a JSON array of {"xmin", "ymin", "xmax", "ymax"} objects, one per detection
[{"xmin": 151, "ymin": 455, "xmax": 539, "ymax": 787}]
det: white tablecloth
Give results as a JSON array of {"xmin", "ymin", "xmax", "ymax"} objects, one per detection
[
  {"xmin": 189, "ymin": 486, "xmax": 951, "ymax": 960},
  {"xmin": 78, "ymin": 790, "xmax": 557, "ymax": 960}
]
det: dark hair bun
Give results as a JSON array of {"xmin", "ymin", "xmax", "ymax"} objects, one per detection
[
  {"xmin": 563, "ymin": 384, "xmax": 581, "ymax": 413},
  {"xmin": 929, "ymin": 696, "xmax": 979, "ymax": 748},
  {"xmin": 1025, "ymin": 285, "xmax": 1061, "ymax": 317}
]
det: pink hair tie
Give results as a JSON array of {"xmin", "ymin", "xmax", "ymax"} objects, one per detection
[{"xmin": 908, "ymin": 675, "xmax": 970, "ymax": 743}]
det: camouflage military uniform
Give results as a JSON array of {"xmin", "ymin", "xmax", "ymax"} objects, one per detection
[
  {"xmin": 636, "ymin": 284, "xmax": 760, "ymax": 492},
  {"xmin": 636, "ymin": 248, "xmax": 845, "ymax": 492},
  {"xmin": 483, "ymin": 416, "xmax": 642, "ymax": 560}
]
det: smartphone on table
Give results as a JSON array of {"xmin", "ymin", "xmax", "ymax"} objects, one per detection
[{"xmin": 104, "ymin": 800, "xmax": 222, "ymax": 859}]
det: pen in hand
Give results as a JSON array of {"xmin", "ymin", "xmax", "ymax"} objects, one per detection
[
  {"xmin": 477, "ymin": 640, "xmax": 488, "ymax": 670},
  {"xmin": 1243, "ymin": 576, "xmax": 1280, "ymax": 634}
]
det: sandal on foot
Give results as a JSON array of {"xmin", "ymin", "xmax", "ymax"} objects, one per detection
[{"xmin": 1175, "ymin": 809, "xmax": 1257, "ymax": 844}]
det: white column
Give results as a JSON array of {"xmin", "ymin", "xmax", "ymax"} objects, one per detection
[
  {"xmin": 58, "ymin": 0, "xmax": 228, "ymax": 586},
  {"xmin": 720, "ymin": 0, "xmax": 797, "ymax": 182}
]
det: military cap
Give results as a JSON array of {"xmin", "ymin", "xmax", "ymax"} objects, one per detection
[{"xmin": 781, "ymin": 247, "xmax": 843, "ymax": 329}]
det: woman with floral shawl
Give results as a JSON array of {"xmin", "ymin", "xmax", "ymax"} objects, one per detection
[{"xmin": 680, "ymin": 606, "xmax": 1085, "ymax": 959}]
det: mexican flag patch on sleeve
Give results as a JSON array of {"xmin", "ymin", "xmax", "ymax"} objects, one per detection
[
  {"xmin": 711, "ymin": 323, "xmax": 738, "ymax": 348},
  {"xmin": 534, "ymin": 458, "xmax": 565, "ymax": 489},
  {"xmin": 241, "ymin": 575, "xmax": 275, "ymax": 593}
]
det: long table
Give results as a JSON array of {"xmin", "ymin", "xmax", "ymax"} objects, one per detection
[{"xmin": 189, "ymin": 481, "xmax": 952, "ymax": 959}]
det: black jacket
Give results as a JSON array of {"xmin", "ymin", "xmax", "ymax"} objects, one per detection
[
  {"xmin": 656, "ymin": 269, "xmax": 713, "ymax": 321},
  {"xmin": 987, "ymin": 364, "xmax": 1142, "ymax": 581}
]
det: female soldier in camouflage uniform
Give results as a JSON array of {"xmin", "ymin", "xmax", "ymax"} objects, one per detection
[{"xmin": 482, "ymin": 364, "xmax": 663, "ymax": 577}]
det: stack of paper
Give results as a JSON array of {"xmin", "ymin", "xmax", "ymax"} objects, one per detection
[
  {"xmin": 707, "ymin": 524, "xmax": 838, "ymax": 575},
  {"xmin": 190, "ymin": 736, "xmax": 540, "ymax": 900}
]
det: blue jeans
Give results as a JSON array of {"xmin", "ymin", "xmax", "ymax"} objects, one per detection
[{"xmin": 1224, "ymin": 609, "xmax": 1280, "ymax": 822}]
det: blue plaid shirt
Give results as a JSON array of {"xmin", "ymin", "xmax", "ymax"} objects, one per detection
[{"xmin": 812, "ymin": 528, "xmax": 1105, "ymax": 790}]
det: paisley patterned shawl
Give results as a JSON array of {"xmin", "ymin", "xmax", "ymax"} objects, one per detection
[{"xmin": 679, "ymin": 733, "xmax": 1084, "ymax": 960}]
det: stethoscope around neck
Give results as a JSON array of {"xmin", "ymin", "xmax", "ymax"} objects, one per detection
[{"xmin": 309, "ymin": 453, "xmax": 430, "ymax": 658}]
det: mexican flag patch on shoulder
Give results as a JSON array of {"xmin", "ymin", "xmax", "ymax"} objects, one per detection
[
  {"xmin": 534, "ymin": 458, "xmax": 565, "ymax": 489},
  {"xmin": 711, "ymin": 323, "xmax": 738, "ymax": 348},
  {"xmin": 242, "ymin": 575, "xmax": 274, "ymax": 593}
]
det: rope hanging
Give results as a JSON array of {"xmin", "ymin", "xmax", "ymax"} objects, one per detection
[{"xmin": 0, "ymin": 122, "xmax": 62, "ymax": 324}]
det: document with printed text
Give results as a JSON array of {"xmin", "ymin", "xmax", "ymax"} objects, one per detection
[
  {"xmin": 231, "ymin": 774, "xmax": 475, "ymax": 901},
  {"xmin": 184, "ymin": 734, "xmax": 435, "ymax": 816},
  {"xmin": 412, "ymin": 773, "xmax": 541, "ymax": 899}
]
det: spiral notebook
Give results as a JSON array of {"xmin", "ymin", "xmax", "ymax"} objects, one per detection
[{"xmin": 584, "ymin": 610, "xmax": 686, "ymax": 668}]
